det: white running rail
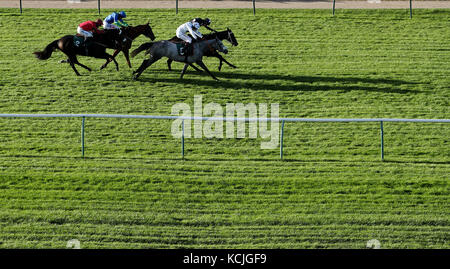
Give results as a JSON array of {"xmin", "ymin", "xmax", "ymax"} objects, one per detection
[{"xmin": 0, "ymin": 113, "xmax": 448, "ymax": 159}]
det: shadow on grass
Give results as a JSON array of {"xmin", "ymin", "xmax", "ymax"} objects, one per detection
[{"xmin": 131, "ymin": 70, "xmax": 423, "ymax": 94}]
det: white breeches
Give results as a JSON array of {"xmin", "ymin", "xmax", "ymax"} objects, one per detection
[
  {"xmin": 103, "ymin": 21, "xmax": 119, "ymax": 30},
  {"xmin": 176, "ymin": 30, "xmax": 192, "ymax": 43},
  {"xmin": 77, "ymin": 27, "xmax": 93, "ymax": 38}
]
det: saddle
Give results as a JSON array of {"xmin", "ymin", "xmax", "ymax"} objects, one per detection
[
  {"xmin": 73, "ymin": 35, "xmax": 93, "ymax": 56},
  {"xmin": 175, "ymin": 42, "xmax": 194, "ymax": 57}
]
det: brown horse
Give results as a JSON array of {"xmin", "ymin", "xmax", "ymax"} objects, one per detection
[{"xmin": 34, "ymin": 30, "xmax": 129, "ymax": 76}]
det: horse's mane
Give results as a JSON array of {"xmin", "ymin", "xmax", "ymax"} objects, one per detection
[
  {"xmin": 168, "ymin": 29, "xmax": 228, "ymax": 43},
  {"xmin": 202, "ymin": 32, "xmax": 218, "ymax": 39},
  {"xmin": 203, "ymin": 29, "xmax": 231, "ymax": 40}
]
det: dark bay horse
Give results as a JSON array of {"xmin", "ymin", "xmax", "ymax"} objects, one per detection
[
  {"xmin": 101, "ymin": 22, "xmax": 156, "ymax": 69},
  {"xmin": 61, "ymin": 23, "xmax": 156, "ymax": 70},
  {"xmin": 131, "ymin": 38, "xmax": 228, "ymax": 81},
  {"xmin": 34, "ymin": 30, "xmax": 129, "ymax": 76},
  {"xmin": 167, "ymin": 28, "xmax": 238, "ymax": 72}
]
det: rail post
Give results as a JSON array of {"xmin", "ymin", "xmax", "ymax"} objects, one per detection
[
  {"xmin": 253, "ymin": 0, "xmax": 256, "ymax": 15},
  {"xmin": 280, "ymin": 120, "xmax": 285, "ymax": 160},
  {"xmin": 81, "ymin": 116, "xmax": 85, "ymax": 157},
  {"xmin": 380, "ymin": 121, "xmax": 384, "ymax": 161},
  {"xmin": 19, "ymin": 0, "xmax": 22, "ymax": 14},
  {"xmin": 332, "ymin": 0, "xmax": 336, "ymax": 16},
  {"xmin": 176, "ymin": 0, "xmax": 179, "ymax": 14},
  {"xmin": 410, "ymin": 0, "xmax": 413, "ymax": 18}
]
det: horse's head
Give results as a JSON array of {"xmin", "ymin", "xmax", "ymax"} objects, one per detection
[
  {"xmin": 214, "ymin": 38, "xmax": 228, "ymax": 54},
  {"xmin": 144, "ymin": 21, "xmax": 156, "ymax": 41},
  {"xmin": 226, "ymin": 28, "xmax": 238, "ymax": 46}
]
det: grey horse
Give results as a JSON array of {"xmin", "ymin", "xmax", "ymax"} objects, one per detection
[{"xmin": 131, "ymin": 38, "xmax": 228, "ymax": 81}]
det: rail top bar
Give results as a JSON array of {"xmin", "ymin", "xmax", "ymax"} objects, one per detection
[{"xmin": 0, "ymin": 114, "xmax": 448, "ymax": 123}]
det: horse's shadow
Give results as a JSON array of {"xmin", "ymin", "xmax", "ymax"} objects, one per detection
[{"xmin": 132, "ymin": 69, "xmax": 423, "ymax": 94}]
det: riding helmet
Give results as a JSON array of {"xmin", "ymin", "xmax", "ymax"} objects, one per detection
[
  {"xmin": 119, "ymin": 11, "xmax": 127, "ymax": 18},
  {"xmin": 203, "ymin": 18, "xmax": 211, "ymax": 26},
  {"xmin": 95, "ymin": 19, "xmax": 103, "ymax": 26}
]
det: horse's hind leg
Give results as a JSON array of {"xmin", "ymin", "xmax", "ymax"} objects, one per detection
[
  {"xmin": 69, "ymin": 55, "xmax": 92, "ymax": 72},
  {"xmin": 133, "ymin": 55, "xmax": 160, "ymax": 80},
  {"xmin": 67, "ymin": 55, "xmax": 82, "ymax": 76},
  {"xmin": 75, "ymin": 61, "xmax": 92, "ymax": 72},
  {"xmin": 167, "ymin": 59, "xmax": 173, "ymax": 71}
]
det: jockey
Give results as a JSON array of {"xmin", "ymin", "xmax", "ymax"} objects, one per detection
[
  {"xmin": 176, "ymin": 18, "xmax": 212, "ymax": 61},
  {"xmin": 103, "ymin": 11, "xmax": 129, "ymax": 30},
  {"xmin": 77, "ymin": 19, "xmax": 103, "ymax": 40},
  {"xmin": 176, "ymin": 18, "xmax": 212, "ymax": 44}
]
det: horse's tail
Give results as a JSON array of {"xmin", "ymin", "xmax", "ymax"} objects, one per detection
[
  {"xmin": 131, "ymin": 42, "xmax": 154, "ymax": 57},
  {"xmin": 33, "ymin": 40, "xmax": 59, "ymax": 60}
]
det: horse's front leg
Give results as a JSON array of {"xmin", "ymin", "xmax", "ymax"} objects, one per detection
[
  {"xmin": 180, "ymin": 63, "xmax": 189, "ymax": 79},
  {"xmin": 215, "ymin": 53, "xmax": 236, "ymax": 71},
  {"xmin": 196, "ymin": 60, "xmax": 219, "ymax": 81},
  {"xmin": 98, "ymin": 51, "xmax": 119, "ymax": 71},
  {"xmin": 100, "ymin": 50, "xmax": 120, "ymax": 70},
  {"xmin": 189, "ymin": 64, "xmax": 203, "ymax": 73},
  {"xmin": 122, "ymin": 49, "xmax": 131, "ymax": 68},
  {"xmin": 100, "ymin": 58, "xmax": 111, "ymax": 70},
  {"xmin": 112, "ymin": 56, "xmax": 119, "ymax": 71}
]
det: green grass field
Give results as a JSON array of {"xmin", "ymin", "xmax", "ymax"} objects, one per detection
[{"xmin": 0, "ymin": 8, "xmax": 448, "ymax": 249}]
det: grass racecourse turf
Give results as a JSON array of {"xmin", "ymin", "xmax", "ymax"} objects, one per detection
[{"xmin": 0, "ymin": 8, "xmax": 448, "ymax": 249}]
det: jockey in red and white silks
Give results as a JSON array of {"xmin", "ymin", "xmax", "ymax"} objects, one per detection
[{"xmin": 77, "ymin": 19, "xmax": 103, "ymax": 40}]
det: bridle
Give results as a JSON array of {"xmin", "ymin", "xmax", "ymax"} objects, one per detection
[{"xmin": 227, "ymin": 30, "xmax": 237, "ymax": 46}]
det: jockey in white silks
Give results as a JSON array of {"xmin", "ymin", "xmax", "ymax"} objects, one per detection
[
  {"xmin": 177, "ymin": 18, "xmax": 215, "ymax": 43},
  {"xmin": 176, "ymin": 18, "xmax": 212, "ymax": 60}
]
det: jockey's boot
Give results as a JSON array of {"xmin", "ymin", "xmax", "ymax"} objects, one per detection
[
  {"xmin": 84, "ymin": 36, "xmax": 92, "ymax": 56},
  {"xmin": 183, "ymin": 41, "xmax": 192, "ymax": 63}
]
